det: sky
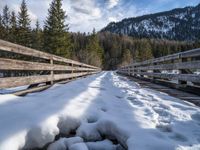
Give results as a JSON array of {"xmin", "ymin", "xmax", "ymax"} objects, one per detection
[{"xmin": 0, "ymin": 0, "xmax": 200, "ymax": 33}]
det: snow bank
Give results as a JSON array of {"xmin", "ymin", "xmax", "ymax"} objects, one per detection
[
  {"xmin": 0, "ymin": 85, "xmax": 28, "ymax": 94},
  {"xmin": 47, "ymin": 137, "xmax": 83, "ymax": 150},
  {"xmin": 24, "ymin": 116, "xmax": 59, "ymax": 148},
  {"xmin": 57, "ymin": 116, "xmax": 81, "ymax": 135},
  {"xmin": 0, "ymin": 71, "xmax": 200, "ymax": 150},
  {"xmin": 76, "ymin": 122, "xmax": 102, "ymax": 141},
  {"xmin": 86, "ymin": 140, "xmax": 117, "ymax": 150},
  {"xmin": 69, "ymin": 143, "xmax": 88, "ymax": 150},
  {"xmin": 0, "ymin": 94, "xmax": 19, "ymax": 105}
]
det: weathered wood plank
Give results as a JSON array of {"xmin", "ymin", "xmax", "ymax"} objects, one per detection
[
  {"xmin": 137, "ymin": 72, "xmax": 200, "ymax": 83},
  {"xmin": 0, "ymin": 72, "xmax": 96, "ymax": 88},
  {"xmin": 136, "ymin": 60, "xmax": 200, "ymax": 70},
  {"xmin": 53, "ymin": 72, "xmax": 93, "ymax": 81},
  {"xmin": 0, "ymin": 39, "xmax": 98, "ymax": 69},
  {"xmin": 181, "ymin": 48, "xmax": 200, "ymax": 58},
  {"xmin": 52, "ymin": 56, "xmax": 99, "ymax": 69},
  {"xmin": 0, "ymin": 40, "xmax": 51, "ymax": 59},
  {"xmin": 13, "ymin": 72, "xmax": 98, "ymax": 96},
  {"xmin": 0, "ymin": 75, "xmax": 52, "ymax": 88},
  {"xmin": 14, "ymin": 85, "xmax": 51, "ymax": 96},
  {"xmin": 127, "ymin": 48, "xmax": 200, "ymax": 67},
  {"xmin": 0, "ymin": 58, "xmax": 97, "ymax": 71},
  {"xmin": 0, "ymin": 40, "xmax": 100, "ymax": 91}
]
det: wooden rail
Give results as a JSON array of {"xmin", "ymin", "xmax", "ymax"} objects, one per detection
[
  {"xmin": 117, "ymin": 48, "xmax": 200, "ymax": 95},
  {"xmin": 0, "ymin": 40, "xmax": 100, "ymax": 94}
]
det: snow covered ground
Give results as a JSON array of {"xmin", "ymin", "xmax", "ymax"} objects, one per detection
[
  {"xmin": 0, "ymin": 85, "xmax": 29, "ymax": 94},
  {"xmin": 0, "ymin": 71, "xmax": 200, "ymax": 150}
]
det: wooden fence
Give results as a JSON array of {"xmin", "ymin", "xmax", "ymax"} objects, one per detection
[
  {"xmin": 0, "ymin": 40, "xmax": 100, "ymax": 94},
  {"xmin": 117, "ymin": 48, "xmax": 200, "ymax": 91}
]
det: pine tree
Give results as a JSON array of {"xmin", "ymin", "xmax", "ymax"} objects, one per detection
[
  {"xmin": 10, "ymin": 11, "xmax": 17, "ymax": 43},
  {"xmin": 0, "ymin": 14, "xmax": 4, "ymax": 39},
  {"xmin": 44, "ymin": 0, "xmax": 72, "ymax": 58},
  {"xmin": 17, "ymin": 0, "xmax": 31, "ymax": 47},
  {"xmin": 32, "ymin": 20, "xmax": 43, "ymax": 50},
  {"xmin": 2, "ymin": 5, "xmax": 10, "ymax": 40},
  {"xmin": 134, "ymin": 49, "xmax": 140, "ymax": 62},
  {"xmin": 121, "ymin": 49, "xmax": 133, "ymax": 66},
  {"xmin": 85, "ymin": 29, "xmax": 104, "ymax": 67},
  {"xmin": 140, "ymin": 40, "xmax": 153, "ymax": 61}
]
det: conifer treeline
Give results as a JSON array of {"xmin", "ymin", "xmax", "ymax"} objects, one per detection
[
  {"xmin": 0, "ymin": 0, "xmax": 200, "ymax": 69},
  {"xmin": 97, "ymin": 32, "xmax": 200, "ymax": 69}
]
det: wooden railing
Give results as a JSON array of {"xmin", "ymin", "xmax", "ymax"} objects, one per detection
[
  {"xmin": 118, "ymin": 48, "xmax": 200, "ymax": 89},
  {"xmin": 0, "ymin": 40, "xmax": 100, "ymax": 93}
]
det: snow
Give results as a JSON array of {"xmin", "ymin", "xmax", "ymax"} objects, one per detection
[
  {"xmin": 69, "ymin": 143, "xmax": 88, "ymax": 150},
  {"xmin": 174, "ymin": 13, "xmax": 187, "ymax": 20},
  {"xmin": 192, "ymin": 13, "xmax": 196, "ymax": 18},
  {"xmin": 0, "ymin": 85, "xmax": 29, "ymax": 94},
  {"xmin": 86, "ymin": 139, "xmax": 118, "ymax": 150},
  {"xmin": 120, "ymin": 10, "xmax": 196, "ymax": 37},
  {"xmin": 0, "ymin": 71, "xmax": 200, "ymax": 150},
  {"xmin": 129, "ymin": 17, "xmax": 175, "ymax": 35},
  {"xmin": 76, "ymin": 122, "xmax": 102, "ymax": 141},
  {"xmin": 48, "ymin": 137, "xmax": 83, "ymax": 150}
]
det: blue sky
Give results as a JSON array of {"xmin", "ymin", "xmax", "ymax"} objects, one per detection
[{"xmin": 0, "ymin": 0, "xmax": 199, "ymax": 32}]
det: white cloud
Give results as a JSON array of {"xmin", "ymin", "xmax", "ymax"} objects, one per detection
[
  {"xmin": 63, "ymin": 0, "xmax": 103, "ymax": 32},
  {"xmin": 28, "ymin": 10, "xmax": 37, "ymax": 24},
  {"xmin": 2, "ymin": 0, "xmax": 198, "ymax": 33},
  {"xmin": 68, "ymin": 0, "xmax": 101, "ymax": 18},
  {"xmin": 107, "ymin": 0, "xmax": 120, "ymax": 9},
  {"xmin": 0, "ymin": 1, "xmax": 37, "ymax": 27},
  {"xmin": 0, "ymin": 0, "xmax": 140, "ymax": 32},
  {"xmin": 108, "ymin": 17, "xmax": 117, "ymax": 22}
]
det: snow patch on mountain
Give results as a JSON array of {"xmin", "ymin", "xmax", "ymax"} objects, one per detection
[{"xmin": 102, "ymin": 4, "xmax": 200, "ymax": 41}]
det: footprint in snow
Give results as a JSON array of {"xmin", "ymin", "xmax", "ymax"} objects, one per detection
[
  {"xmin": 127, "ymin": 96, "xmax": 137, "ymax": 101},
  {"xmin": 116, "ymin": 95, "xmax": 123, "ymax": 99},
  {"xmin": 144, "ymin": 108, "xmax": 156, "ymax": 118},
  {"xmin": 135, "ymin": 91, "xmax": 140, "ymax": 94},
  {"xmin": 101, "ymin": 107, "xmax": 107, "ymax": 112},
  {"xmin": 191, "ymin": 113, "xmax": 200, "ymax": 123},
  {"xmin": 89, "ymin": 86, "xmax": 106, "ymax": 91},
  {"xmin": 171, "ymin": 104, "xmax": 195, "ymax": 111},
  {"xmin": 170, "ymin": 133, "xmax": 188, "ymax": 142},
  {"xmin": 153, "ymin": 106, "xmax": 170, "ymax": 117},
  {"xmin": 197, "ymin": 136, "xmax": 200, "ymax": 143},
  {"xmin": 147, "ymin": 94, "xmax": 154, "ymax": 99},
  {"xmin": 159, "ymin": 104, "xmax": 171, "ymax": 110},
  {"xmin": 87, "ymin": 115, "xmax": 99, "ymax": 123},
  {"xmin": 119, "ymin": 77, "xmax": 128, "ymax": 81},
  {"xmin": 122, "ymin": 87, "xmax": 129, "ymax": 91},
  {"xmin": 152, "ymin": 106, "xmax": 172, "ymax": 125},
  {"xmin": 156, "ymin": 124, "xmax": 172, "ymax": 133},
  {"xmin": 127, "ymin": 97, "xmax": 144, "ymax": 107}
]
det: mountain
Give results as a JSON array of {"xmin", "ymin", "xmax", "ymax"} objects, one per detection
[{"xmin": 101, "ymin": 4, "xmax": 200, "ymax": 41}]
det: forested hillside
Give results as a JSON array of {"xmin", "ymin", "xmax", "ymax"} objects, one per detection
[
  {"xmin": 102, "ymin": 3, "xmax": 200, "ymax": 41},
  {"xmin": 0, "ymin": 0, "xmax": 200, "ymax": 70}
]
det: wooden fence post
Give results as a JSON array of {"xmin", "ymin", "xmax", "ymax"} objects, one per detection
[
  {"xmin": 152, "ymin": 62, "xmax": 161, "ymax": 81},
  {"xmin": 50, "ymin": 57, "xmax": 54, "ymax": 85},
  {"xmin": 0, "ymin": 39, "xmax": 100, "ymax": 90},
  {"xmin": 178, "ymin": 57, "xmax": 187, "ymax": 86},
  {"xmin": 128, "ymin": 66, "xmax": 131, "ymax": 76},
  {"xmin": 133, "ymin": 65, "xmax": 138, "ymax": 77},
  {"xmin": 71, "ymin": 63, "xmax": 75, "ymax": 79}
]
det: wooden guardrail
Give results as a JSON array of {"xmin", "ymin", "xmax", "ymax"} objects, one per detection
[
  {"xmin": 0, "ymin": 40, "xmax": 100, "ymax": 94},
  {"xmin": 117, "ymin": 48, "xmax": 200, "ymax": 93}
]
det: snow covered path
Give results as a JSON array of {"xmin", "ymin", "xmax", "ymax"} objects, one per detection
[{"xmin": 0, "ymin": 71, "xmax": 200, "ymax": 150}]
